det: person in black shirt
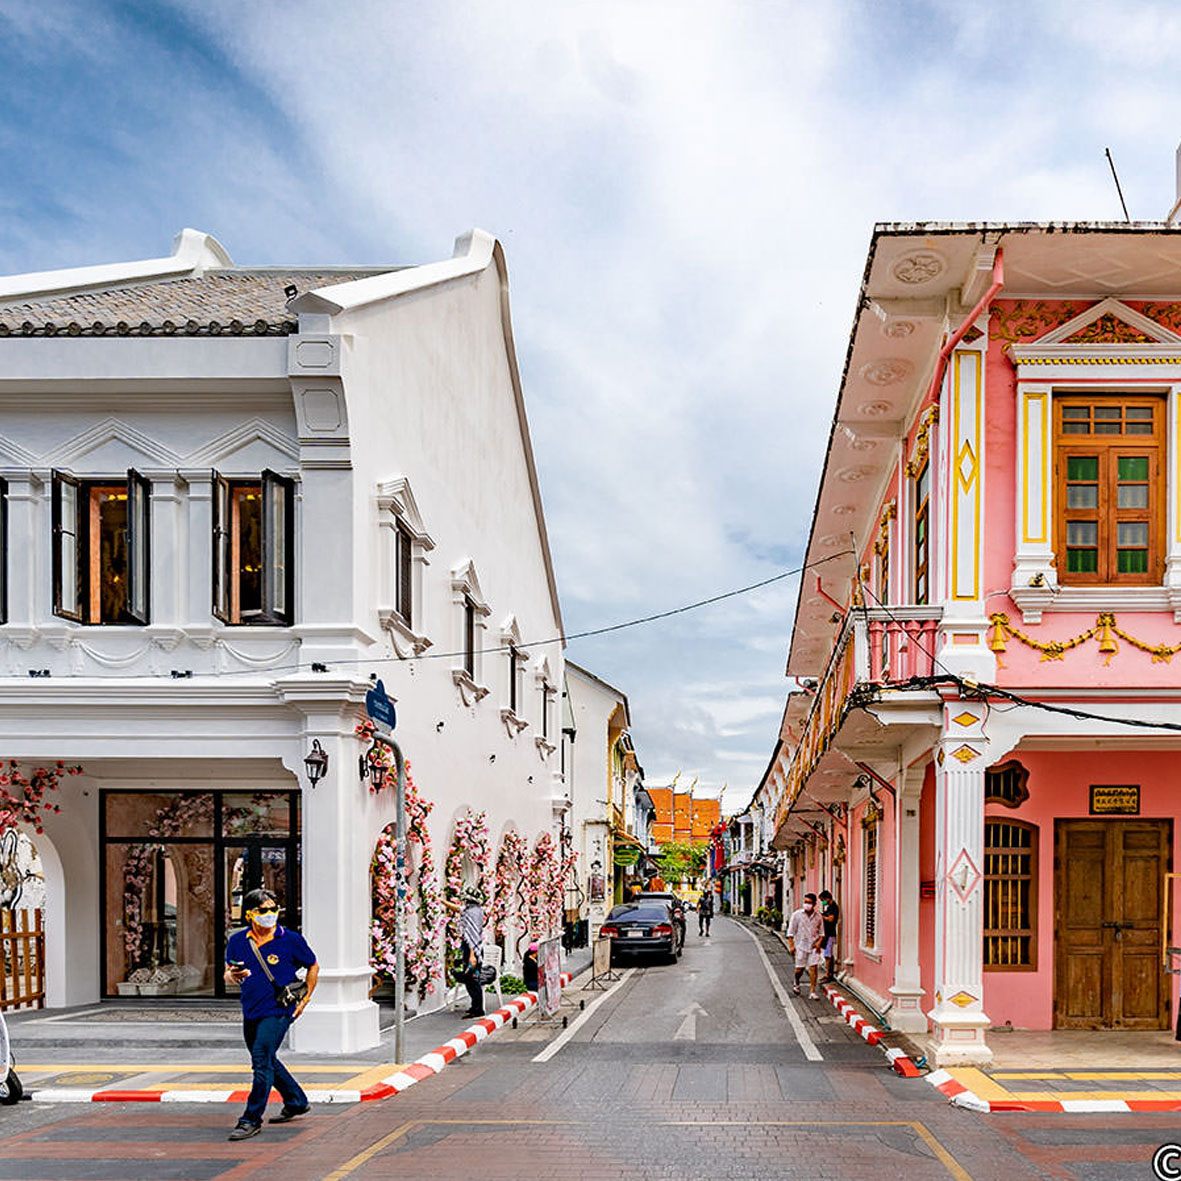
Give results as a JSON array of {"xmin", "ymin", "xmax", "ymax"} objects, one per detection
[{"xmin": 819, "ymin": 889, "xmax": 840, "ymax": 983}]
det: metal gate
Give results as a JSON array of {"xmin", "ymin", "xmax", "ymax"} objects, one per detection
[{"xmin": 0, "ymin": 909, "xmax": 45, "ymax": 1011}]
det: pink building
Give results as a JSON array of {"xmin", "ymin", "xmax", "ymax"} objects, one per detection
[{"xmin": 773, "ymin": 221, "xmax": 1181, "ymax": 1067}]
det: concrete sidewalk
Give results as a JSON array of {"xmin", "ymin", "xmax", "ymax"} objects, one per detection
[{"xmin": 5, "ymin": 945, "xmax": 593, "ymax": 1100}]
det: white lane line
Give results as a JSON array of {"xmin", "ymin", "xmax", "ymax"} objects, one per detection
[
  {"xmin": 531, "ymin": 968, "xmax": 636, "ymax": 1063},
  {"xmin": 736, "ymin": 922, "xmax": 822, "ymax": 1062}
]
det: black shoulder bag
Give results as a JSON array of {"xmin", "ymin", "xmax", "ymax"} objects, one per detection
[{"xmin": 249, "ymin": 937, "xmax": 309, "ymax": 1010}]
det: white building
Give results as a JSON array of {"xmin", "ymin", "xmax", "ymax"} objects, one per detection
[{"xmin": 0, "ymin": 228, "xmax": 565, "ymax": 1050}]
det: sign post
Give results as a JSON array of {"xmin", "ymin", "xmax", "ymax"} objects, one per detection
[
  {"xmin": 537, "ymin": 935, "xmax": 562, "ymax": 1018},
  {"xmin": 365, "ymin": 681, "xmax": 405, "ymax": 1064}
]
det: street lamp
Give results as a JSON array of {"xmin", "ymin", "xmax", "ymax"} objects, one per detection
[{"xmin": 303, "ymin": 739, "xmax": 329, "ymax": 786}]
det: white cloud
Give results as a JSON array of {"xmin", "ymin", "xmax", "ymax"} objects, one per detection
[{"xmin": 11, "ymin": 0, "xmax": 1181, "ymax": 806}]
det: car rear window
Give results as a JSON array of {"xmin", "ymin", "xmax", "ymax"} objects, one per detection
[{"xmin": 608, "ymin": 905, "xmax": 668, "ymax": 922}]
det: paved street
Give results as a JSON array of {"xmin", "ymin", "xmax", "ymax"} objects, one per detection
[{"xmin": 1, "ymin": 918, "xmax": 1179, "ymax": 1179}]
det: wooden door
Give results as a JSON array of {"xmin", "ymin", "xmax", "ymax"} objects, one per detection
[{"xmin": 1054, "ymin": 819, "xmax": 1171, "ymax": 1029}]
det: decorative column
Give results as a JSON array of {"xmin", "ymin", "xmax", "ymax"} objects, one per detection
[
  {"xmin": 889, "ymin": 761, "xmax": 926, "ymax": 1033},
  {"xmin": 928, "ymin": 704, "xmax": 992, "ymax": 1066},
  {"xmin": 276, "ymin": 676, "xmax": 382, "ymax": 1054}
]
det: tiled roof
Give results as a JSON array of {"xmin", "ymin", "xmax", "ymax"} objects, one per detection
[{"xmin": 0, "ymin": 268, "xmax": 391, "ymax": 337}]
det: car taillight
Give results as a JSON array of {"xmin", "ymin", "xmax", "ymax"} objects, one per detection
[
  {"xmin": 653, "ymin": 924, "xmax": 673, "ymax": 936},
  {"xmin": 601, "ymin": 926, "xmax": 618, "ymax": 938}
]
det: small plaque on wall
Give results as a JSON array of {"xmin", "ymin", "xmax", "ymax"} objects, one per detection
[{"xmin": 1090, "ymin": 785, "xmax": 1140, "ymax": 815}]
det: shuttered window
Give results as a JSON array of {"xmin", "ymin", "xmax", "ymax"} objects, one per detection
[
  {"xmin": 211, "ymin": 470, "xmax": 295, "ymax": 625},
  {"xmin": 395, "ymin": 523, "xmax": 413, "ymax": 625},
  {"xmin": 862, "ymin": 820, "xmax": 878, "ymax": 949},
  {"xmin": 1055, "ymin": 395, "xmax": 1163, "ymax": 585},
  {"xmin": 913, "ymin": 460, "xmax": 930, "ymax": 604},
  {"xmin": 52, "ymin": 469, "xmax": 150, "ymax": 625},
  {"xmin": 983, "ymin": 820, "xmax": 1037, "ymax": 970}
]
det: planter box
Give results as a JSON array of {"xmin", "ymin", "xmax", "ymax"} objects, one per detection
[
  {"xmin": 115, "ymin": 982, "xmax": 141, "ymax": 996},
  {"xmin": 137, "ymin": 981, "xmax": 176, "ymax": 996}
]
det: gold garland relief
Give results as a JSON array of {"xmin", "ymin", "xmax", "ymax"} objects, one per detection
[{"xmin": 988, "ymin": 611, "xmax": 1181, "ymax": 667}]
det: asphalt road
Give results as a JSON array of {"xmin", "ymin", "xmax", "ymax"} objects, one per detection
[{"xmin": 0, "ymin": 917, "xmax": 1178, "ymax": 1179}]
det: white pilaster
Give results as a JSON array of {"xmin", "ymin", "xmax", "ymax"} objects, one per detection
[
  {"xmin": 277, "ymin": 677, "xmax": 382, "ymax": 1053},
  {"xmin": 928, "ymin": 704, "xmax": 992, "ymax": 1066},
  {"xmin": 1009, "ymin": 383, "xmax": 1056, "ymax": 621},
  {"xmin": 889, "ymin": 761, "xmax": 926, "ymax": 1033}
]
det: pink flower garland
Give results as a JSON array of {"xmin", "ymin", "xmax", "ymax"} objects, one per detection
[
  {"xmin": 528, "ymin": 832, "xmax": 560, "ymax": 939},
  {"xmin": 443, "ymin": 808, "xmax": 490, "ymax": 952},
  {"xmin": 0, "ymin": 760, "xmax": 82, "ymax": 835},
  {"xmin": 368, "ymin": 758, "xmax": 445, "ymax": 999},
  {"xmin": 487, "ymin": 830, "xmax": 527, "ymax": 942}
]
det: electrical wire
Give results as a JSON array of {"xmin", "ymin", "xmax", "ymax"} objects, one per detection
[{"xmin": 13, "ymin": 550, "xmax": 856, "ymax": 682}]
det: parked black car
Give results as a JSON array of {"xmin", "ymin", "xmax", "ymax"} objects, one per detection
[
  {"xmin": 601, "ymin": 901, "xmax": 681, "ymax": 964},
  {"xmin": 636, "ymin": 891, "xmax": 687, "ymax": 947}
]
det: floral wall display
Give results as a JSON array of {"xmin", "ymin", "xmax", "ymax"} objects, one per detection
[
  {"xmin": 443, "ymin": 807, "xmax": 490, "ymax": 954},
  {"xmin": 0, "ymin": 760, "xmax": 82, "ymax": 836},
  {"xmin": 528, "ymin": 831, "xmax": 561, "ymax": 941},
  {"xmin": 369, "ymin": 758, "xmax": 445, "ymax": 1000},
  {"xmin": 487, "ymin": 829, "xmax": 527, "ymax": 944}
]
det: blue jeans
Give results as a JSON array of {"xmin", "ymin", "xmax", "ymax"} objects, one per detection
[{"xmin": 241, "ymin": 1014, "xmax": 306, "ymax": 1126}]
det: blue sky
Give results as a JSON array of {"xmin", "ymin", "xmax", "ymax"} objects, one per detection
[{"xmin": 5, "ymin": 0, "xmax": 1181, "ymax": 810}]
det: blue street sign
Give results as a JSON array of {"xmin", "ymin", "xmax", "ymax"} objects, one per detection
[{"xmin": 365, "ymin": 679, "xmax": 397, "ymax": 734}]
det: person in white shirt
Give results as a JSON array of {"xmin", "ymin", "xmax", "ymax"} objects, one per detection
[{"xmin": 785, "ymin": 893, "xmax": 824, "ymax": 1000}]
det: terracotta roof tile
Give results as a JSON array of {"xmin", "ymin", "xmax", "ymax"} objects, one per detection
[{"xmin": 0, "ymin": 268, "xmax": 391, "ymax": 337}]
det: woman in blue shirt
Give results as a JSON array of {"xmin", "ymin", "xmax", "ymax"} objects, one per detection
[{"xmin": 224, "ymin": 888, "xmax": 319, "ymax": 1141}]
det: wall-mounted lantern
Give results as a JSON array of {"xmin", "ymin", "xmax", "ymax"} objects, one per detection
[{"xmin": 304, "ymin": 739, "xmax": 329, "ymax": 787}]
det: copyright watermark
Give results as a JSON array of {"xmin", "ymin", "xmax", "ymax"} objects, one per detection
[{"xmin": 1153, "ymin": 1144, "xmax": 1181, "ymax": 1180}]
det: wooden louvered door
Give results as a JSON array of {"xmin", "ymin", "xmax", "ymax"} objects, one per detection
[{"xmin": 1054, "ymin": 820, "xmax": 1170, "ymax": 1029}]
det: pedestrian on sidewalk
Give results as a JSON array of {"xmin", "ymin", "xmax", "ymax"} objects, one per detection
[
  {"xmin": 697, "ymin": 888, "xmax": 714, "ymax": 937},
  {"xmin": 444, "ymin": 886, "xmax": 486, "ymax": 1017},
  {"xmin": 223, "ymin": 888, "xmax": 318, "ymax": 1142},
  {"xmin": 786, "ymin": 893, "xmax": 824, "ymax": 1000},
  {"xmin": 818, "ymin": 889, "xmax": 840, "ymax": 982}
]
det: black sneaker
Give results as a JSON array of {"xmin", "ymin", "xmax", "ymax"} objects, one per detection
[
  {"xmin": 269, "ymin": 1105, "xmax": 310, "ymax": 1124},
  {"xmin": 228, "ymin": 1122, "xmax": 261, "ymax": 1141}
]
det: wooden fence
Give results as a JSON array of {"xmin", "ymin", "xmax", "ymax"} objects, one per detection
[{"xmin": 1, "ymin": 909, "xmax": 44, "ymax": 1011}]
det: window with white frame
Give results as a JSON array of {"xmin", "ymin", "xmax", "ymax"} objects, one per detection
[
  {"xmin": 861, "ymin": 806, "xmax": 880, "ymax": 950},
  {"xmin": 450, "ymin": 559, "xmax": 490, "ymax": 703},
  {"xmin": 376, "ymin": 478, "xmax": 434, "ymax": 655},
  {"xmin": 498, "ymin": 615, "xmax": 528, "ymax": 735},
  {"xmin": 1007, "ymin": 299, "xmax": 1181, "ymax": 619},
  {"xmin": 52, "ymin": 469, "xmax": 151, "ymax": 625},
  {"xmin": 212, "ymin": 470, "xmax": 295, "ymax": 625},
  {"xmin": 533, "ymin": 654, "xmax": 557, "ymax": 755}
]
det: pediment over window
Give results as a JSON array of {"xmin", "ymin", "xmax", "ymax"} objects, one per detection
[
  {"xmin": 450, "ymin": 559, "xmax": 491, "ymax": 615},
  {"xmin": 44, "ymin": 417, "xmax": 181, "ymax": 470},
  {"xmin": 499, "ymin": 613, "xmax": 523, "ymax": 645},
  {"xmin": 184, "ymin": 419, "xmax": 300, "ymax": 471},
  {"xmin": 377, "ymin": 476, "xmax": 435, "ymax": 548},
  {"xmin": 0, "ymin": 435, "xmax": 37, "ymax": 467},
  {"xmin": 1037, "ymin": 298, "xmax": 1181, "ymax": 347}
]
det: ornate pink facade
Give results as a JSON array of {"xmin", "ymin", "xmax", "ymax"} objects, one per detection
[{"xmin": 772, "ymin": 224, "xmax": 1181, "ymax": 1066}]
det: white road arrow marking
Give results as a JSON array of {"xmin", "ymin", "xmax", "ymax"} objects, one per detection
[{"xmin": 674, "ymin": 1000, "xmax": 708, "ymax": 1041}]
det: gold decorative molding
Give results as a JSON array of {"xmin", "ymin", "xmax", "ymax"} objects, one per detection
[
  {"xmin": 872, "ymin": 500, "xmax": 896, "ymax": 556},
  {"xmin": 988, "ymin": 611, "xmax": 1181, "ymax": 666},
  {"xmin": 905, "ymin": 405, "xmax": 939, "ymax": 478}
]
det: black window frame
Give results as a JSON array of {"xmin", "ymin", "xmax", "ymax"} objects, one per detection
[
  {"xmin": 395, "ymin": 522, "xmax": 413, "ymax": 626},
  {"xmin": 211, "ymin": 469, "xmax": 296, "ymax": 627},
  {"xmin": 52, "ymin": 468, "xmax": 150, "ymax": 625},
  {"xmin": 509, "ymin": 644, "xmax": 521, "ymax": 713},
  {"xmin": 463, "ymin": 596, "xmax": 476, "ymax": 677}
]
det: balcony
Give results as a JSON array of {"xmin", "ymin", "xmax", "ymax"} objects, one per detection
[{"xmin": 774, "ymin": 606, "xmax": 943, "ymax": 837}]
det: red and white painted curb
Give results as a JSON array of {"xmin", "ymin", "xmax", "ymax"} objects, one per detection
[
  {"xmin": 821, "ymin": 984, "xmax": 921, "ymax": 1078},
  {"xmin": 924, "ymin": 1069, "xmax": 1181, "ymax": 1114},
  {"xmin": 31, "ymin": 975, "xmax": 571, "ymax": 1105}
]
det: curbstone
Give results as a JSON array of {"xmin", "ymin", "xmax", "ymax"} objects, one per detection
[{"xmin": 28, "ymin": 973, "xmax": 571, "ymax": 1105}]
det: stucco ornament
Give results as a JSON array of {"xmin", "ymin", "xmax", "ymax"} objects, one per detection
[
  {"xmin": 891, "ymin": 251, "xmax": 945, "ymax": 285},
  {"xmin": 859, "ymin": 358, "xmax": 913, "ymax": 386}
]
